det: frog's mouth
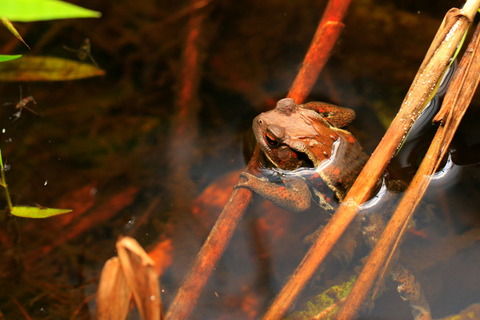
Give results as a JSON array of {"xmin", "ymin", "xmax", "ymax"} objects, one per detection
[
  {"xmin": 264, "ymin": 130, "xmax": 280, "ymax": 148},
  {"xmin": 261, "ymin": 131, "xmax": 314, "ymax": 170}
]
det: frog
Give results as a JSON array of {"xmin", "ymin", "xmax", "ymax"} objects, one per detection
[
  {"xmin": 236, "ymin": 97, "xmax": 368, "ymax": 213},
  {"xmin": 236, "ymin": 98, "xmax": 431, "ymax": 320}
]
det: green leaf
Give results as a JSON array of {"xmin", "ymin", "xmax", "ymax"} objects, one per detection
[
  {"xmin": 1, "ymin": 17, "xmax": 30, "ymax": 49},
  {"xmin": 0, "ymin": 56, "xmax": 105, "ymax": 81},
  {"xmin": 285, "ymin": 276, "xmax": 357, "ymax": 320},
  {"xmin": 0, "ymin": 54, "xmax": 21, "ymax": 62},
  {"xmin": 0, "ymin": 0, "xmax": 101, "ymax": 22},
  {"xmin": 12, "ymin": 206, "xmax": 72, "ymax": 218}
]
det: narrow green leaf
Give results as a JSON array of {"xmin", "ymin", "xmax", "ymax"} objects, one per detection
[
  {"xmin": 0, "ymin": 149, "xmax": 12, "ymax": 211},
  {"xmin": 0, "ymin": 54, "xmax": 21, "ymax": 62},
  {"xmin": 0, "ymin": 0, "xmax": 101, "ymax": 22},
  {"xmin": 12, "ymin": 206, "xmax": 72, "ymax": 218},
  {"xmin": 0, "ymin": 56, "xmax": 105, "ymax": 81},
  {"xmin": 1, "ymin": 17, "xmax": 30, "ymax": 49}
]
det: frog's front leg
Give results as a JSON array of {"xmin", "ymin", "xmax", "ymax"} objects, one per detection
[{"xmin": 235, "ymin": 172, "xmax": 312, "ymax": 212}]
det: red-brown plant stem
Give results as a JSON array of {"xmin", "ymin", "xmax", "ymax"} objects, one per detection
[
  {"xmin": 166, "ymin": 1, "xmax": 351, "ymax": 319},
  {"xmin": 167, "ymin": 0, "xmax": 210, "ymax": 215},
  {"xmin": 166, "ymin": 150, "xmax": 260, "ymax": 320},
  {"xmin": 288, "ymin": 0, "xmax": 350, "ymax": 102},
  {"xmin": 165, "ymin": 2, "xmax": 211, "ymax": 318},
  {"xmin": 338, "ymin": 18, "xmax": 480, "ymax": 320},
  {"xmin": 262, "ymin": 5, "xmax": 477, "ymax": 320}
]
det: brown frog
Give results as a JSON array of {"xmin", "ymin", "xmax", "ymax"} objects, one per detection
[
  {"xmin": 236, "ymin": 97, "xmax": 368, "ymax": 212},
  {"xmin": 236, "ymin": 98, "xmax": 431, "ymax": 320}
]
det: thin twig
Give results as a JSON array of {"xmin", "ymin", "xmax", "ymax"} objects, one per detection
[
  {"xmin": 261, "ymin": 1, "xmax": 480, "ymax": 319},
  {"xmin": 338, "ymin": 17, "xmax": 480, "ymax": 319},
  {"xmin": 166, "ymin": 1, "xmax": 351, "ymax": 318},
  {"xmin": 12, "ymin": 299, "xmax": 32, "ymax": 320}
]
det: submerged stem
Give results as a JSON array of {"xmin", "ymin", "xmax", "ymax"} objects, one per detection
[{"xmin": 0, "ymin": 150, "xmax": 13, "ymax": 213}]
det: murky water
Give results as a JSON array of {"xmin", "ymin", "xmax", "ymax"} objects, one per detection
[{"xmin": 0, "ymin": 0, "xmax": 478, "ymax": 319}]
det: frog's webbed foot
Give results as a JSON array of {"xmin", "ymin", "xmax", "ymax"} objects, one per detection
[
  {"xmin": 391, "ymin": 264, "xmax": 432, "ymax": 320},
  {"xmin": 235, "ymin": 172, "xmax": 312, "ymax": 212}
]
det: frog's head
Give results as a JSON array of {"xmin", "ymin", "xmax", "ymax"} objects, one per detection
[
  {"xmin": 253, "ymin": 98, "xmax": 334, "ymax": 170},
  {"xmin": 253, "ymin": 98, "xmax": 368, "ymax": 199}
]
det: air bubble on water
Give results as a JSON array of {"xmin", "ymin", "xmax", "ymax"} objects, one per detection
[{"xmin": 127, "ymin": 217, "xmax": 136, "ymax": 226}]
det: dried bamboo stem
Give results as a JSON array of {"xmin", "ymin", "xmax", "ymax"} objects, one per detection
[
  {"xmin": 262, "ymin": 2, "xmax": 480, "ymax": 319},
  {"xmin": 166, "ymin": 1, "xmax": 351, "ymax": 319},
  {"xmin": 338, "ymin": 18, "xmax": 480, "ymax": 320},
  {"xmin": 288, "ymin": 0, "xmax": 351, "ymax": 102}
]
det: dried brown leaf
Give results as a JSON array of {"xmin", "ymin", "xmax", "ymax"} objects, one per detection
[
  {"xmin": 117, "ymin": 237, "xmax": 163, "ymax": 320},
  {"xmin": 97, "ymin": 257, "xmax": 131, "ymax": 320}
]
